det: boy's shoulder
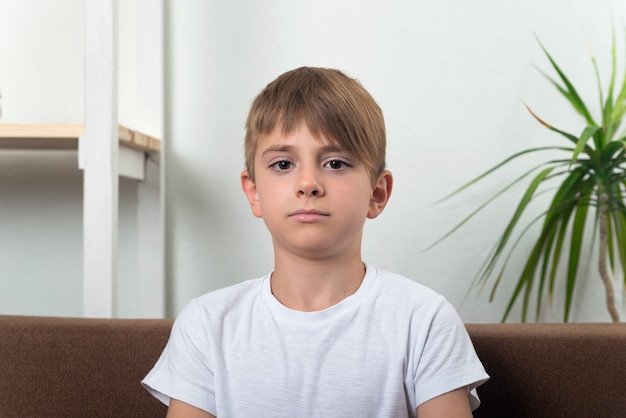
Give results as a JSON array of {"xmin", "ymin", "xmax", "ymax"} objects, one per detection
[
  {"xmin": 372, "ymin": 266, "xmax": 443, "ymax": 302},
  {"xmin": 368, "ymin": 266, "xmax": 459, "ymax": 320},
  {"xmin": 194, "ymin": 274, "xmax": 267, "ymax": 306},
  {"xmin": 169, "ymin": 275, "xmax": 269, "ymax": 341},
  {"xmin": 178, "ymin": 274, "xmax": 268, "ymax": 323}
]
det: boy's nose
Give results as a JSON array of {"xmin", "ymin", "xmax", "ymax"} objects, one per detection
[{"xmin": 297, "ymin": 168, "xmax": 324, "ymax": 197}]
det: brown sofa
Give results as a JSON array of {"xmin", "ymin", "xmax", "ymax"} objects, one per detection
[{"xmin": 1, "ymin": 315, "xmax": 625, "ymax": 417}]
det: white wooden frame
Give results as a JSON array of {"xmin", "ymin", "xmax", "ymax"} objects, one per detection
[
  {"xmin": 82, "ymin": 0, "xmax": 119, "ymax": 317},
  {"xmin": 0, "ymin": 0, "xmax": 164, "ymax": 319}
]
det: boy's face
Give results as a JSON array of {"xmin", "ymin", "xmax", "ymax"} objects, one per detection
[{"xmin": 241, "ymin": 122, "xmax": 392, "ymax": 260}]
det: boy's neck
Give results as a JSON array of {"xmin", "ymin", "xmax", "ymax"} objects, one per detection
[{"xmin": 270, "ymin": 256, "xmax": 366, "ymax": 312}]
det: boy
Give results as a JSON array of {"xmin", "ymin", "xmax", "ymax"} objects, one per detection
[{"xmin": 143, "ymin": 67, "xmax": 488, "ymax": 417}]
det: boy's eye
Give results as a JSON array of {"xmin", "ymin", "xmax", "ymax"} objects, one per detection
[
  {"xmin": 324, "ymin": 159, "xmax": 349, "ymax": 170},
  {"xmin": 271, "ymin": 160, "xmax": 292, "ymax": 170}
]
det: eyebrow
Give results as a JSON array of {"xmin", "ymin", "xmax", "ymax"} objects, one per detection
[
  {"xmin": 260, "ymin": 144, "xmax": 293, "ymax": 157},
  {"xmin": 260, "ymin": 144, "xmax": 345, "ymax": 158}
]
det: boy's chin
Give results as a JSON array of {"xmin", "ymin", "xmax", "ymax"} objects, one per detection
[{"xmin": 274, "ymin": 237, "xmax": 360, "ymax": 261}]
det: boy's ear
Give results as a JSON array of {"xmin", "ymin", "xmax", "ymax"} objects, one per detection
[
  {"xmin": 241, "ymin": 170, "xmax": 263, "ymax": 218},
  {"xmin": 367, "ymin": 170, "xmax": 393, "ymax": 219}
]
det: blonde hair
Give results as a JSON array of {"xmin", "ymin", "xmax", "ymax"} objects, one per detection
[{"xmin": 244, "ymin": 67, "xmax": 386, "ymax": 182}]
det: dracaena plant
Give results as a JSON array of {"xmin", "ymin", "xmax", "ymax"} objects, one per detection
[{"xmin": 434, "ymin": 31, "xmax": 626, "ymax": 323}]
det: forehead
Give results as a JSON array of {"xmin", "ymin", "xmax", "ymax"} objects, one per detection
[{"xmin": 256, "ymin": 122, "xmax": 342, "ymax": 154}]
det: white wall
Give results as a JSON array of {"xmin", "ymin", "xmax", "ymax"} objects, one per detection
[
  {"xmin": 1, "ymin": 0, "xmax": 623, "ymax": 322},
  {"xmin": 164, "ymin": 0, "xmax": 626, "ymax": 322}
]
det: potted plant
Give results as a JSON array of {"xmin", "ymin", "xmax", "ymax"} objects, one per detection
[{"xmin": 433, "ymin": 31, "xmax": 626, "ymax": 322}]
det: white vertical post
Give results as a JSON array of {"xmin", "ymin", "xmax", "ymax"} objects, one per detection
[
  {"xmin": 137, "ymin": 0, "xmax": 165, "ymax": 317},
  {"xmin": 82, "ymin": 0, "xmax": 119, "ymax": 317},
  {"xmin": 138, "ymin": 156, "xmax": 164, "ymax": 317}
]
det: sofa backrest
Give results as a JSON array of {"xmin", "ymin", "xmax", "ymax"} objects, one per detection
[
  {"xmin": 467, "ymin": 322, "xmax": 626, "ymax": 418},
  {"xmin": 0, "ymin": 315, "xmax": 172, "ymax": 417},
  {"xmin": 2, "ymin": 315, "xmax": 626, "ymax": 417}
]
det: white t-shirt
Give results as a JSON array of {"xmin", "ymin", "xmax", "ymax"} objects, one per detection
[{"xmin": 143, "ymin": 265, "xmax": 488, "ymax": 417}]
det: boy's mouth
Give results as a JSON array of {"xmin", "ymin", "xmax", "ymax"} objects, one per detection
[{"xmin": 289, "ymin": 209, "xmax": 330, "ymax": 222}]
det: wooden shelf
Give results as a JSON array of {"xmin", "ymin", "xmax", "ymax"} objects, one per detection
[
  {"xmin": 118, "ymin": 125, "xmax": 161, "ymax": 152},
  {"xmin": 0, "ymin": 123, "xmax": 160, "ymax": 180},
  {"xmin": 0, "ymin": 123, "xmax": 161, "ymax": 153}
]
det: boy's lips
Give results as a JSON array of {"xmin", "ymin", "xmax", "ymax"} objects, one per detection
[{"xmin": 289, "ymin": 209, "xmax": 330, "ymax": 222}]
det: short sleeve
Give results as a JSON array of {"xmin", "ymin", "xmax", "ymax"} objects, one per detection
[
  {"xmin": 412, "ymin": 298, "xmax": 489, "ymax": 410},
  {"xmin": 142, "ymin": 299, "xmax": 217, "ymax": 414}
]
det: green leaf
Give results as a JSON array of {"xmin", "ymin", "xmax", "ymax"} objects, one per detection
[
  {"xmin": 571, "ymin": 125, "xmax": 600, "ymax": 166},
  {"xmin": 564, "ymin": 186, "xmax": 591, "ymax": 321},
  {"xmin": 478, "ymin": 166, "xmax": 556, "ymax": 287},
  {"xmin": 525, "ymin": 104, "xmax": 590, "ymax": 148},
  {"xmin": 608, "ymin": 30, "xmax": 626, "ymax": 138},
  {"xmin": 537, "ymin": 38, "xmax": 596, "ymax": 125},
  {"xmin": 536, "ymin": 224, "xmax": 558, "ymax": 320},
  {"xmin": 427, "ymin": 152, "xmax": 570, "ymax": 251},
  {"xmin": 549, "ymin": 213, "xmax": 571, "ymax": 305},
  {"xmin": 538, "ymin": 169, "xmax": 588, "ymax": 317},
  {"xmin": 433, "ymin": 146, "xmax": 567, "ymax": 204}
]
